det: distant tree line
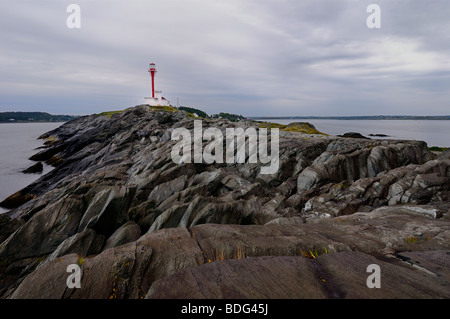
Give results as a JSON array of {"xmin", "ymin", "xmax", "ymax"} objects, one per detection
[
  {"xmin": 177, "ymin": 106, "xmax": 209, "ymax": 119},
  {"xmin": 177, "ymin": 106, "xmax": 247, "ymax": 122},
  {"xmin": 0, "ymin": 112, "xmax": 78, "ymax": 123},
  {"xmin": 1, "ymin": 108, "xmax": 250, "ymax": 123},
  {"xmin": 210, "ymin": 112, "xmax": 246, "ymax": 122}
]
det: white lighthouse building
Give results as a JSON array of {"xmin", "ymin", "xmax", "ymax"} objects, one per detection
[
  {"xmin": 144, "ymin": 90, "xmax": 170, "ymax": 106},
  {"xmin": 144, "ymin": 63, "xmax": 170, "ymax": 106}
]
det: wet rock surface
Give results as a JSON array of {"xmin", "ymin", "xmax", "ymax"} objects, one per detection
[
  {"xmin": 0, "ymin": 106, "xmax": 449, "ymax": 299},
  {"xmin": 22, "ymin": 162, "xmax": 43, "ymax": 174}
]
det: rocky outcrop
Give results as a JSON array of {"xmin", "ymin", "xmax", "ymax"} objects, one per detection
[
  {"xmin": 0, "ymin": 105, "xmax": 449, "ymax": 299},
  {"xmin": 146, "ymin": 250, "xmax": 450, "ymax": 299},
  {"xmin": 22, "ymin": 162, "xmax": 43, "ymax": 174},
  {"xmin": 339, "ymin": 132, "xmax": 368, "ymax": 139},
  {"xmin": 6, "ymin": 208, "xmax": 450, "ymax": 299}
]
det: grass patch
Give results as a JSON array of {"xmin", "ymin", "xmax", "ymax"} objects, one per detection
[
  {"xmin": 97, "ymin": 105, "xmax": 202, "ymax": 119},
  {"xmin": 148, "ymin": 105, "xmax": 178, "ymax": 112},
  {"xmin": 98, "ymin": 110, "xmax": 127, "ymax": 118},
  {"xmin": 300, "ymin": 247, "xmax": 329, "ymax": 259},
  {"xmin": 428, "ymin": 146, "xmax": 448, "ymax": 152},
  {"xmin": 257, "ymin": 121, "xmax": 327, "ymax": 135},
  {"xmin": 404, "ymin": 235, "xmax": 431, "ymax": 243},
  {"xmin": 77, "ymin": 255, "xmax": 85, "ymax": 266}
]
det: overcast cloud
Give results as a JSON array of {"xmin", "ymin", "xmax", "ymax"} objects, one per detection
[{"xmin": 0, "ymin": 0, "xmax": 449, "ymax": 116}]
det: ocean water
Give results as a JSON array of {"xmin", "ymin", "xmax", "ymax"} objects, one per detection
[
  {"xmin": 260, "ymin": 119, "xmax": 450, "ymax": 148},
  {"xmin": 0, "ymin": 122, "xmax": 64, "ymax": 214}
]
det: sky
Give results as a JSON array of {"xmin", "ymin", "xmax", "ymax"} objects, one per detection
[{"xmin": 0, "ymin": 0, "xmax": 449, "ymax": 116}]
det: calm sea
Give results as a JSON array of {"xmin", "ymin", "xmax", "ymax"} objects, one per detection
[
  {"xmin": 260, "ymin": 119, "xmax": 450, "ymax": 148},
  {"xmin": 0, "ymin": 122, "xmax": 64, "ymax": 214},
  {"xmin": 0, "ymin": 120, "xmax": 449, "ymax": 214}
]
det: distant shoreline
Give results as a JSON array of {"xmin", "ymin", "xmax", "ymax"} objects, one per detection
[
  {"xmin": 0, "ymin": 111, "xmax": 78, "ymax": 123},
  {"xmin": 0, "ymin": 121, "xmax": 69, "ymax": 124},
  {"xmin": 2, "ymin": 112, "xmax": 450, "ymax": 122},
  {"xmin": 250, "ymin": 115, "xmax": 450, "ymax": 120}
]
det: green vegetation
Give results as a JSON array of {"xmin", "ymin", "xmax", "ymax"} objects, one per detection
[
  {"xmin": 148, "ymin": 105, "xmax": 177, "ymax": 112},
  {"xmin": 404, "ymin": 236, "xmax": 419, "ymax": 243},
  {"xmin": 404, "ymin": 235, "xmax": 431, "ymax": 243},
  {"xmin": 98, "ymin": 105, "xmax": 178, "ymax": 118},
  {"xmin": 98, "ymin": 110, "xmax": 127, "ymax": 118},
  {"xmin": 0, "ymin": 112, "xmax": 78, "ymax": 123},
  {"xmin": 211, "ymin": 112, "xmax": 246, "ymax": 122},
  {"xmin": 77, "ymin": 255, "xmax": 85, "ymax": 266},
  {"xmin": 257, "ymin": 121, "xmax": 327, "ymax": 135},
  {"xmin": 97, "ymin": 107, "xmax": 327, "ymax": 137},
  {"xmin": 300, "ymin": 247, "xmax": 329, "ymax": 259},
  {"xmin": 98, "ymin": 105, "xmax": 250, "ymax": 123},
  {"xmin": 428, "ymin": 146, "xmax": 448, "ymax": 152},
  {"xmin": 178, "ymin": 106, "xmax": 209, "ymax": 118}
]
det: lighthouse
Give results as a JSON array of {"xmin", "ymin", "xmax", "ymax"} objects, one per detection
[
  {"xmin": 144, "ymin": 62, "xmax": 170, "ymax": 106},
  {"xmin": 149, "ymin": 62, "xmax": 156, "ymax": 98}
]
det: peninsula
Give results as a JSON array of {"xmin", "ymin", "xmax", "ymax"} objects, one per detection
[{"xmin": 0, "ymin": 105, "xmax": 449, "ymax": 299}]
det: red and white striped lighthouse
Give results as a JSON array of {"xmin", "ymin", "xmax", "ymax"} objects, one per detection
[
  {"xmin": 144, "ymin": 62, "xmax": 170, "ymax": 106},
  {"xmin": 148, "ymin": 62, "xmax": 157, "ymax": 98}
]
